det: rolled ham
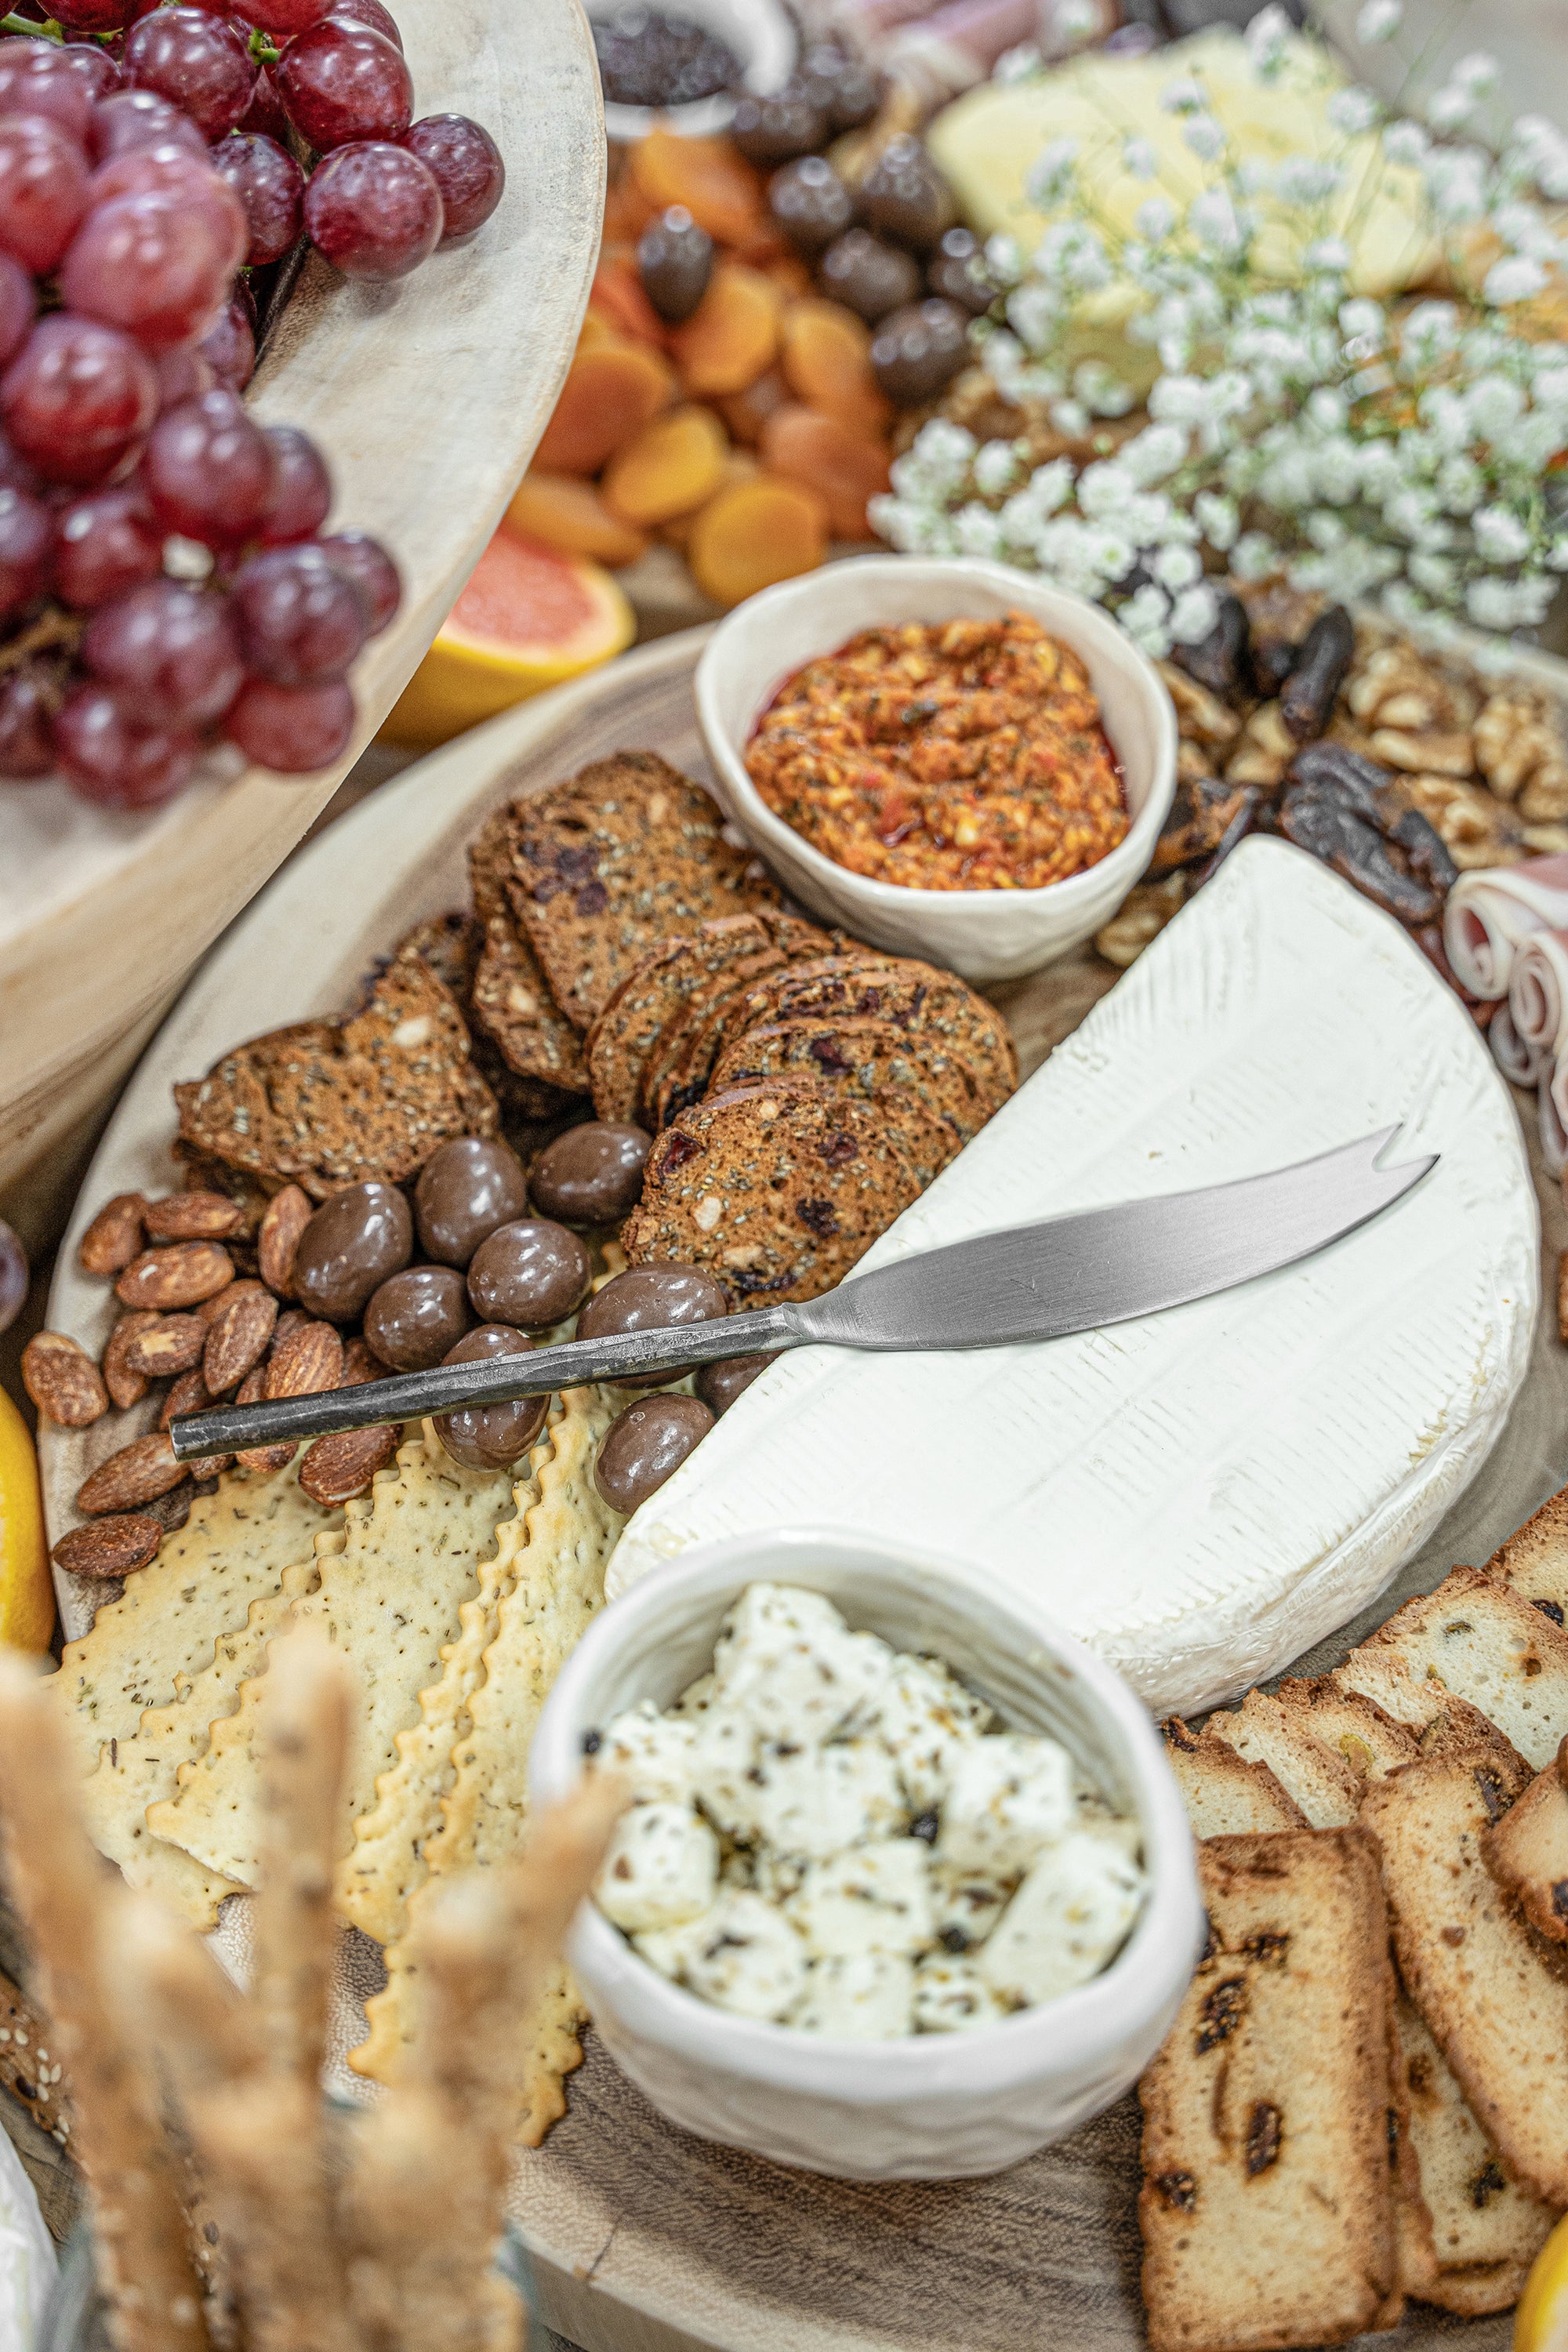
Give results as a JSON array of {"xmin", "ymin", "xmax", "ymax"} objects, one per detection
[
  {"xmin": 1542, "ymin": 1072, "xmax": 1568, "ymax": 1179},
  {"xmin": 1490, "ymin": 1002, "xmax": 1545, "ymax": 1088},
  {"xmin": 1444, "ymin": 855, "xmax": 1568, "ymax": 1000}
]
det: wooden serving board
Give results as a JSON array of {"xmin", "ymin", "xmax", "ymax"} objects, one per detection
[{"xmin": 38, "ymin": 629, "xmax": 1568, "ymax": 2352}]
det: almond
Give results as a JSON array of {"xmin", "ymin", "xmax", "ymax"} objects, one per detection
[
  {"xmin": 78, "ymin": 1192, "xmax": 147, "ymax": 1278},
  {"xmin": 158, "ymin": 1367, "xmax": 211, "ymax": 1430},
  {"xmin": 22, "ymin": 1333, "xmax": 108, "ymax": 1428},
  {"xmin": 115, "ymin": 1243, "xmax": 235, "ymax": 1312},
  {"xmin": 52, "ymin": 1515, "xmax": 164, "ymax": 1579},
  {"xmin": 233, "ymin": 1360, "xmax": 296, "ymax": 1476},
  {"xmin": 102, "ymin": 1310, "xmax": 161, "ymax": 1410},
  {"xmin": 141, "ymin": 1191, "xmax": 246, "ymax": 1243},
  {"xmin": 271, "ymin": 1308, "xmax": 310, "ymax": 1350},
  {"xmin": 265, "ymin": 1319, "xmax": 344, "ymax": 1401},
  {"xmin": 235, "ymin": 1363, "xmax": 266, "ymax": 1406},
  {"xmin": 196, "ymin": 1280, "xmax": 239, "ymax": 1325},
  {"xmin": 298, "ymin": 1422, "xmax": 400, "ymax": 1505},
  {"xmin": 76, "ymin": 1432, "xmax": 188, "ymax": 1515},
  {"xmin": 202, "ymin": 1280, "xmax": 278, "ymax": 1395},
  {"xmin": 342, "ymin": 1337, "xmax": 387, "ymax": 1387},
  {"xmin": 258, "ymin": 1183, "xmax": 313, "ymax": 1298},
  {"xmin": 120, "ymin": 1313, "xmax": 205, "ymax": 1378}
]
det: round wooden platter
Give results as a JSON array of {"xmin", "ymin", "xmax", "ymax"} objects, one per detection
[
  {"xmin": 38, "ymin": 626, "xmax": 1568, "ymax": 2352},
  {"xmin": 0, "ymin": 0, "xmax": 605, "ymax": 1217}
]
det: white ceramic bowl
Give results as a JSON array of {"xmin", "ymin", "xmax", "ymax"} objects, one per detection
[
  {"xmin": 586, "ymin": 0, "xmax": 797, "ymax": 144},
  {"xmin": 694, "ymin": 555, "xmax": 1179, "ymax": 985},
  {"xmin": 530, "ymin": 1528, "xmax": 1203, "ymax": 2181}
]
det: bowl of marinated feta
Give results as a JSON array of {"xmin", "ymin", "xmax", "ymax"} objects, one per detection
[{"xmin": 529, "ymin": 1529, "xmax": 1203, "ymax": 2180}]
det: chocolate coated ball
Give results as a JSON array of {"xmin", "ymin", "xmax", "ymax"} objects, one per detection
[
  {"xmin": 434, "ymin": 1323, "xmax": 548, "ymax": 1470},
  {"xmin": 576, "ymin": 1261, "xmax": 728, "ymax": 1392},
  {"xmin": 818, "ymin": 227, "xmax": 920, "ymax": 323},
  {"xmin": 363, "ymin": 1264, "xmax": 474, "ymax": 1370},
  {"xmin": 593, "ymin": 1393, "xmax": 713, "ymax": 1515},
  {"xmin": 695, "ymin": 1350, "xmax": 779, "ymax": 1417},
  {"xmin": 467, "ymin": 1218, "xmax": 591, "ymax": 1330},
  {"xmin": 798, "ymin": 43, "xmax": 879, "ymax": 131},
  {"xmin": 414, "ymin": 1135, "xmax": 529, "ymax": 1269},
  {"xmin": 927, "ymin": 226, "xmax": 997, "ymax": 315},
  {"xmin": 729, "ymin": 82, "xmax": 826, "ymax": 165},
  {"xmin": 528, "ymin": 1121, "xmax": 651, "ymax": 1228},
  {"xmin": 768, "ymin": 154, "xmax": 854, "ymax": 256},
  {"xmin": 637, "ymin": 204, "xmax": 713, "ymax": 324},
  {"xmin": 293, "ymin": 1181, "xmax": 412, "ymax": 1321},
  {"xmin": 861, "ymin": 135, "xmax": 955, "ymax": 252},
  {"xmin": 870, "ymin": 298, "xmax": 970, "ymax": 406}
]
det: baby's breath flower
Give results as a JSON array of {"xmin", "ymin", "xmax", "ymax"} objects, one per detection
[
  {"xmin": 1169, "ymin": 582, "xmax": 1221, "ymax": 642},
  {"xmin": 1483, "ymin": 254, "xmax": 1548, "ymax": 308},
  {"xmin": 1050, "ymin": 396, "xmax": 1091, "ymax": 437},
  {"xmin": 1189, "ymin": 187, "xmax": 1244, "ymax": 253},
  {"xmin": 1182, "ymin": 114, "xmax": 1226, "ymax": 162},
  {"xmin": 1427, "ymin": 82, "xmax": 1479, "ymax": 134},
  {"xmin": 1450, "ymin": 49, "xmax": 1500, "ymax": 91},
  {"xmin": 1327, "ymin": 86, "xmax": 1381, "ymax": 136},
  {"xmin": 1382, "ymin": 118, "xmax": 1429, "ymax": 166},
  {"xmin": 1026, "ymin": 138, "xmax": 1080, "ymax": 213},
  {"xmin": 1232, "ymin": 530, "xmax": 1281, "ymax": 579},
  {"xmin": 972, "ymin": 439, "xmax": 1025, "ymax": 497},
  {"xmin": 1159, "ymin": 74, "xmax": 1204, "ymax": 114},
  {"xmin": 1356, "ymin": 0, "xmax": 1402, "ymax": 41},
  {"xmin": 992, "ymin": 42, "xmax": 1044, "ymax": 85},
  {"xmin": 1134, "ymin": 194, "xmax": 1177, "ymax": 244},
  {"xmin": 1304, "ymin": 237, "xmax": 1352, "ymax": 276},
  {"xmin": 1472, "ymin": 504, "xmax": 1533, "ymax": 564},
  {"xmin": 1274, "ymin": 157, "xmax": 1344, "ymax": 205},
  {"xmin": 1051, "ymin": 0, "xmax": 1099, "ymax": 45},
  {"xmin": 1244, "ymin": 5, "xmax": 1293, "ymax": 78},
  {"xmin": 1122, "ymin": 137, "xmax": 1158, "ymax": 181},
  {"xmin": 1193, "ymin": 491, "xmax": 1240, "ymax": 550},
  {"xmin": 1073, "ymin": 360, "xmax": 1138, "ymax": 417}
]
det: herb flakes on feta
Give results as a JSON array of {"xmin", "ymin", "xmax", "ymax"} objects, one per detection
[
  {"xmin": 787, "ymin": 1839, "xmax": 935, "ymax": 1958},
  {"xmin": 978, "ymin": 1831, "xmax": 1145, "ymax": 2009},
  {"xmin": 790, "ymin": 1952, "xmax": 916, "ymax": 2040},
  {"xmin": 595, "ymin": 1800, "xmax": 719, "ymax": 1933}
]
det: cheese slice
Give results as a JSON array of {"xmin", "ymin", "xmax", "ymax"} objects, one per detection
[{"xmin": 608, "ymin": 841, "xmax": 1537, "ymax": 1719}]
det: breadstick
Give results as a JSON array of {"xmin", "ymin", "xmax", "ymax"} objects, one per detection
[
  {"xmin": 0, "ymin": 1653, "xmax": 211, "ymax": 2352},
  {"xmin": 255, "ymin": 1627, "xmax": 352, "ymax": 2091}
]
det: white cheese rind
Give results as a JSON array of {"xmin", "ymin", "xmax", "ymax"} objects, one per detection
[{"xmin": 608, "ymin": 842, "xmax": 1537, "ymax": 1716}]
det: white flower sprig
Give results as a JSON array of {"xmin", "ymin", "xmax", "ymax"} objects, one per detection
[{"xmin": 870, "ymin": 13, "xmax": 1568, "ymax": 655}]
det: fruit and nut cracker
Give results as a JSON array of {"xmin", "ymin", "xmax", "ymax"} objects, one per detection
[
  {"xmin": 466, "ymin": 811, "xmax": 592, "ymax": 1098},
  {"xmin": 175, "ymin": 958, "xmax": 498, "ymax": 1201}
]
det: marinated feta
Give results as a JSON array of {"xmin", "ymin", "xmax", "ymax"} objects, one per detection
[{"xmin": 587, "ymin": 1583, "xmax": 1146, "ymax": 2036}]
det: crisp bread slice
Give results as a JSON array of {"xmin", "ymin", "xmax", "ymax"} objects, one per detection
[
  {"xmin": 466, "ymin": 808, "xmax": 591, "ymax": 1098},
  {"xmin": 642, "ymin": 954, "xmax": 798, "ymax": 1131},
  {"xmin": 1160, "ymin": 1719, "xmax": 1308, "ymax": 1837},
  {"xmin": 1394, "ymin": 1986, "xmax": 1556, "ymax": 2314},
  {"xmin": 389, "ymin": 906, "xmax": 572, "ymax": 1125},
  {"xmin": 622, "ymin": 1078, "xmax": 926, "ymax": 1305},
  {"xmin": 506, "ymin": 753, "xmax": 781, "ymax": 1033},
  {"xmin": 1486, "ymin": 1483, "xmax": 1568, "ymax": 1629},
  {"xmin": 51, "ymin": 1457, "xmax": 339, "ymax": 1775},
  {"xmin": 350, "ymin": 1388, "xmax": 621, "ymax": 2143},
  {"xmin": 148, "ymin": 1430, "xmax": 521, "ymax": 1889},
  {"xmin": 336, "ymin": 1422, "xmax": 557, "ymax": 1947},
  {"xmin": 1359, "ymin": 1731, "xmax": 1568, "ymax": 2207},
  {"xmin": 1274, "ymin": 1677, "xmax": 1417, "ymax": 1790},
  {"xmin": 1338, "ymin": 1564, "xmax": 1568, "ymax": 1770},
  {"xmin": 1483, "ymin": 1736, "xmax": 1568, "ymax": 1944},
  {"xmin": 175, "ymin": 958, "xmax": 498, "ymax": 1200},
  {"xmin": 1138, "ymin": 1829, "xmax": 1399, "ymax": 2352},
  {"xmin": 710, "ymin": 1014, "xmax": 983, "ymax": 1154},
  {"xmin": 1207, "ymin": 1691, "xmax": 1365, "ymax": 1828},
  {"xmin": 762, "ymin": 958, "xmax": 1019, "ymax": 1107}
]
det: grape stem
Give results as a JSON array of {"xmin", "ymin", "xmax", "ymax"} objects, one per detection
[
  {"xmin": 0, "ymin": 11, "xmax": 63, "ymax": 34},
  {"xmin": 0, "ymin": 608, "xmax": 82, "ymax": 674},
  {"xmin": 247, "ymin": 24, "xmax": 281, "ymax": 63}
]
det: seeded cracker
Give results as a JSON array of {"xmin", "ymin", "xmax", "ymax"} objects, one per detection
[
  {"xmin": 506, "ymin": 752, "xmax": 782, "ymax": 1032},
  {"xmin": 350, "ymin": 1388, "xmax": 622, "ymax": 2144},
  {"xmin": 466, "ymin": 808, "xmax": 590, "ymax": 1097},
  {"xmin": 148, "ymin": 1430, "xmax": 522, "ymax": 1889},
  {"xmin": 174, "ymin": 958, "xmax": 498, "ymax": 1202},
  {"xmin": 710, "ymin": 1015, "xmax": 978, "ymax": 1152}
]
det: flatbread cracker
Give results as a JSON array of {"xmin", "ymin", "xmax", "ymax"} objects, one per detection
[
  {"xmin": 467, "ymin": 808, "xmax": 590, "ymax": 1095},
  {"xmin": 350, "ymin": 1387, "xmax": 621, "ymax": 2141},
  {"xmin": 52, "ymin": 1457, "xmax": 339, "ymax": 1774},
  {"xmin": 149, "ymin": 1430, "xmax": 521, "ymax": 1889}
]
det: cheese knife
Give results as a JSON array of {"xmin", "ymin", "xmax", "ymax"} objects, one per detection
[{"xmin": 169, "ymin": 1124, "xmax": 1436, "ymax": 1461}]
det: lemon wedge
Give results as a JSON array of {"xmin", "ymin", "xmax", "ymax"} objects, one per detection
[
  {"xmin": 0, "ymin": 1386, "xmax": 53, "ymax": 1655},
  {"xmin": 1518, "ymin": 2212, "xmax": 1568, "ymax": 2352}
]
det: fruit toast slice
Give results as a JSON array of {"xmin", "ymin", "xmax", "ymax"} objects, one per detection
[
  {"xmin": 1483, "ymin": 1733, "xmax": 1568, "ymax": 1944},
  {"xmin": 1337, "ymin": 1564, "xmax": 1568, "ymax": 1770},
  {"xmin": 1160, "ymin": 1719, "xmax": 1308, "ymax": 1838}
]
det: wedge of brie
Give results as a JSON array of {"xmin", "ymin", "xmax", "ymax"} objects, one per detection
[{"xmin": 608, "ymin": 841, "xmax": 1537, "ymax": 1719}]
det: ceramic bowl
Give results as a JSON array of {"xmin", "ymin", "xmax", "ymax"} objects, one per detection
[
  {"xmin": 693, "ymin": 555, "xmax": 1179, "ymax": 985},
  {"xmin": 530, "ymin": 1527, "xmax": 1203, "ymax": 2181},
  {"xmin": 585, "ymin": 0, "xmax": 797, "ymax": 144}
]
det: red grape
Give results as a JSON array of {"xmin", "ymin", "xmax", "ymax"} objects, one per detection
[
  {"xmin": 154, "ymin": 344, "xmax": 216, "ymax": 411},
  {"xmin": 231, "ymin": 542, "xmax": 365, "ymax": 684},
  {"xmin": 276, "ymin": 21, "xmax": 411, "ymax": 151},
  {"xmin": 53, "ymin": 679, "xmax": 200, "ymax": 805},
  {"xmin": 82, "ymin": 575, "xmax": 243, "ymax": 725},
  {"xmin": 319, "ymin": 528, "xmax": 397, "ymax": 632},
  {"xmin": 209, "ymin": 131, "xmax": 303, "ymax": 266},
  {"xmin": 0, "ymin": 1218, "xmax": 27, "ymax": 1334},
  {"xmin": 0, "ymin": 255, "xmax": 34, "ymax": 368},
  {"xmin": 55, "ymin": 480, "xmax": 163, "ymax": 607},
  {"xmin": 235, "ymin": 62, "xmax": 290, "ymax": 143},
  {"xmin": 57, "ymin": 43, "xmax": 124, "ymax": 104},
  {"xmin": 63, "ymin": 190, "xmax": 241, "ymax": 355},
  {"xmin": 246, "ymin": 0, "xmax": 330, "ymax": 31},
  {"xmin": 1, "ymin": 315, "xmax": 158, "ymax": 485},
  {"xmin": 224, "ymin": 672, "xmax": 353, "ymax": 769},
  {"xmin": 143, "ymin": 385, "xmax": 278, "ymax": 543},
  {"xmin": 0, "ymin": 114, "xmax": 92, "ymax": 275},
  {"xmin": 91, "ymin": 139, "xmax": 245, "ymax": 227},
  {"xmin": 326, "ymin": 0, "xmax": 401, "ymax": 51},
  {"xmin": 0, "ymin": 667, "xmax": 53, "ymax": 776},
  {"xmin": 303, "ymin": 140, "xmax": 439, "ymax": 279},
  {"xmin": 50, "ymin": 0, "xmax": 136, "ymax": 34},
  {"xmin": 0, "ymin": 483, "xmax": 51, "ymax": 620},
  {"xmin": 402, "ymin": 114, "xmax": 503, "ymax": 244},
  {"xmin": 0, "ymin": 38, "xmax": 93, "ymax": 139},
  {"xmin": 258, "ymin": 423, "xmax": 330, "ymax": 542},
  {"xmin": 91, "ymin": 89, "xmax": 207, "ymax": 163},
  {"xmin": 0, "ymin": 426, "xmax": 40, "ymax": 494},
  {"xmin": 123, "ymin": 6, "xmax": 257, "ymax": 142},
  {"xmin": 199, "ymin": 295, "xmax": 255, "ymax": 390}
]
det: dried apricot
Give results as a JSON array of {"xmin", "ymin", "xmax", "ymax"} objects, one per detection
[
  {"xmin": 670, "ymin": 263, "xmax": 781, "ymax": 398},
  {"xmin": 659, "ymin": 452, "xmax": 757, "ymax": 551},
  {"xmin": 688, "ymin": 475, "xmax": 827, "ymax": 607},
  {"xmin": 603, "ymin": 167, "xmax": 656, "ymax": 246},
  {"xmin": 604, "ymin": 405, "xmax": 730, "ymax": 528},
  {"xmin": 591, "ymin": 255, "xmax": 667, "ymax": 348},
  {"xmin": 759, "ymin": 405, "xmax": 891, "ymax": 540},
  {"xmin": 717, "ymin": 368, "xmax": 790, "ymax": 447},
  {"xmin": 531, "ymin": 338, "xmax": 675, "ymax": 475},
  {"xmin": 505, "ymin": 472, "xmax": 648, "ymax": 567},
  {"xmin": 631, "ymin": 129, "xmax": 764, "ymax": 248},
  {"xmin": 780, "ymin": 298, "xmax": 891, "ymax": 437}
]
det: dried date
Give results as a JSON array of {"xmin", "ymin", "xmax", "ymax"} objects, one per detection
[
  {"xmin": 1172, "ymin": 593, "xmax": 1252, "ymax": 701},
  {"xmin": 1285, "ymin": 741, "xmax": 1389, "ymax": 824},
  {"xmin": 1279, "ymin": 607, "xmax": 1355, "ymax": 743}
]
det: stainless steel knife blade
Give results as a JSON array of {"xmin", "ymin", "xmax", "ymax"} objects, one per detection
[{"xmin": 169, "ymin": 1126, "xmax": 1436, "ymax": 1461}]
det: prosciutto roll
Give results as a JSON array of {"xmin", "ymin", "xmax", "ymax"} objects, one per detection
[
  {"xmin": 1490, "ymin": 1003, "xmax": 1545, "ymax": 1088},
  {"xmin": 1508, "ymin": 930, "xmax": 1568, "ymax": 1059},
  {"xmin": 1444, "ymin": 855, "xmax": 1568, "ymax": 1000},
  {"xmin": 1542, "ymin": 1071, "xmax": 1568, "ymax": 1179}
]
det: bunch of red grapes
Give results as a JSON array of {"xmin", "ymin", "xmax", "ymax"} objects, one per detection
[{"xmin": 0, "ymin": 0, "xmax": 506, "ymax": 808}]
